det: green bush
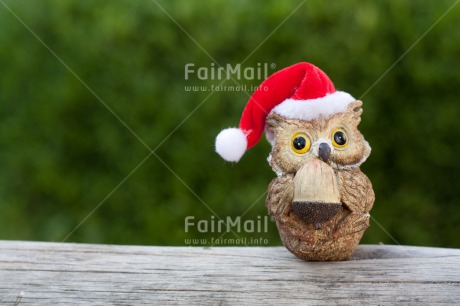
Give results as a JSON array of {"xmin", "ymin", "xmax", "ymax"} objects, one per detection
[{"xmin": 0, "ymin": 0, "xmax": 459, "ymax": 247}]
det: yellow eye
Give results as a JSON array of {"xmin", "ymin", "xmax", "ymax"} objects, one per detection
[
  {"xmin": 290, "ymin": 132, "xmax": 311, "ymax": 155},
  {"xmin": 331, "ymin": 128, "xmax": 348, "ymax": 148}
]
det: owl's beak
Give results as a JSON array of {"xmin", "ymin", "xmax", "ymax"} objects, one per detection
[{"xmin": 318, "ymin": 143, "xmax": 331, "ymax": 163}]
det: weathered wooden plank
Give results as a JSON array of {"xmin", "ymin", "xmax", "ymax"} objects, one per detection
[{"xmin": 0, "ymin": 241, "xmax": 459, "ymax": 305}]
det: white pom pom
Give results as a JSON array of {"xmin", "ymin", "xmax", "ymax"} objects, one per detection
[{"xmin": 215, "ymin": 128, "xmax": 247, "ymax": 162}]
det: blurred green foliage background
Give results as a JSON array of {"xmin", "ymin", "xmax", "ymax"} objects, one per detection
[{"xmin": 0, "ymin": 0, "xmax": 459, "ymax": 248}]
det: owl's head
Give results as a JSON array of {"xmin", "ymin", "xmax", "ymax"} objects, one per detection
[{"xmin": 266, "ymin": 100, "xmax": 370, "ymax": 176}]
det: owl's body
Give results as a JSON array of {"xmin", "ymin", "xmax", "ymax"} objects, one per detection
[
  {"xmin": 266, "ymin": 167, "xmax": 374, "ymax": 261},
  {"xmin": 265, "ymin": 101, "xmax": 375, "ymax": 261}
]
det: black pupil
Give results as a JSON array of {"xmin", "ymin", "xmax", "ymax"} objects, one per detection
[
  {"xmin": 334, "ymin": 131, "xmax": 347, "ymax": 145},
  {"xmin": 293, "ymin": 137, "xmax": 306, "ymax": 150}
]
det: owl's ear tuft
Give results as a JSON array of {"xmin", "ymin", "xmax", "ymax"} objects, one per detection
[
  {"xmin": 346, "ymin": 100, "xmax": 363, "ymax": 123},
  {"xmin": 265, "ymin": 113, "xmax": 284, "ymax": 146},
  {"xmin": 266, "ymin": 113, "xmax": 283, "ymax": 131},
  {"xmin": 265, "ymin": 113, "xmax": 283, "ymax": 145}
]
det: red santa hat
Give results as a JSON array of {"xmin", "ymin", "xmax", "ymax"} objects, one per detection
[{"xmin": 215, "ymin": 62, "xmax": 355, "ymax": 162}]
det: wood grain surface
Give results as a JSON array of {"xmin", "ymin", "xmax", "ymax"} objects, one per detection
[{"xmin": 0, "ymin": 241, "xmax": 459, "ymax": 305}]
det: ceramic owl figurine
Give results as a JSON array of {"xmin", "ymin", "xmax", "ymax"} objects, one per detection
[{"xmin": 215, "ymin": 62, "xmax": 374, "ymax": 261}]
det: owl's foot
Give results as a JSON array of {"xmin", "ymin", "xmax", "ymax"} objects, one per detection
[{"xmin": 332, "ymin": 212, "xmax": 370, "ymax": 239}]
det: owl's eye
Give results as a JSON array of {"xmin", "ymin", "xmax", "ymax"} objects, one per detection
[
  {"xmin": 290, "ymin": 133, "xmax": 311, "ymax": 155},
  {"xmin": 331, "ymin": 128, "xmax": 348, "ymax": 148}
]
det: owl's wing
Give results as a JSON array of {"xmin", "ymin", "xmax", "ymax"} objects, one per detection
[
  {"xmin": 266, "ymin": 176, "xmax": 294, "ymax": 217},
  {"xmin": 337, "ymin": 168, "xmax": 375, "ymax": 213}
]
